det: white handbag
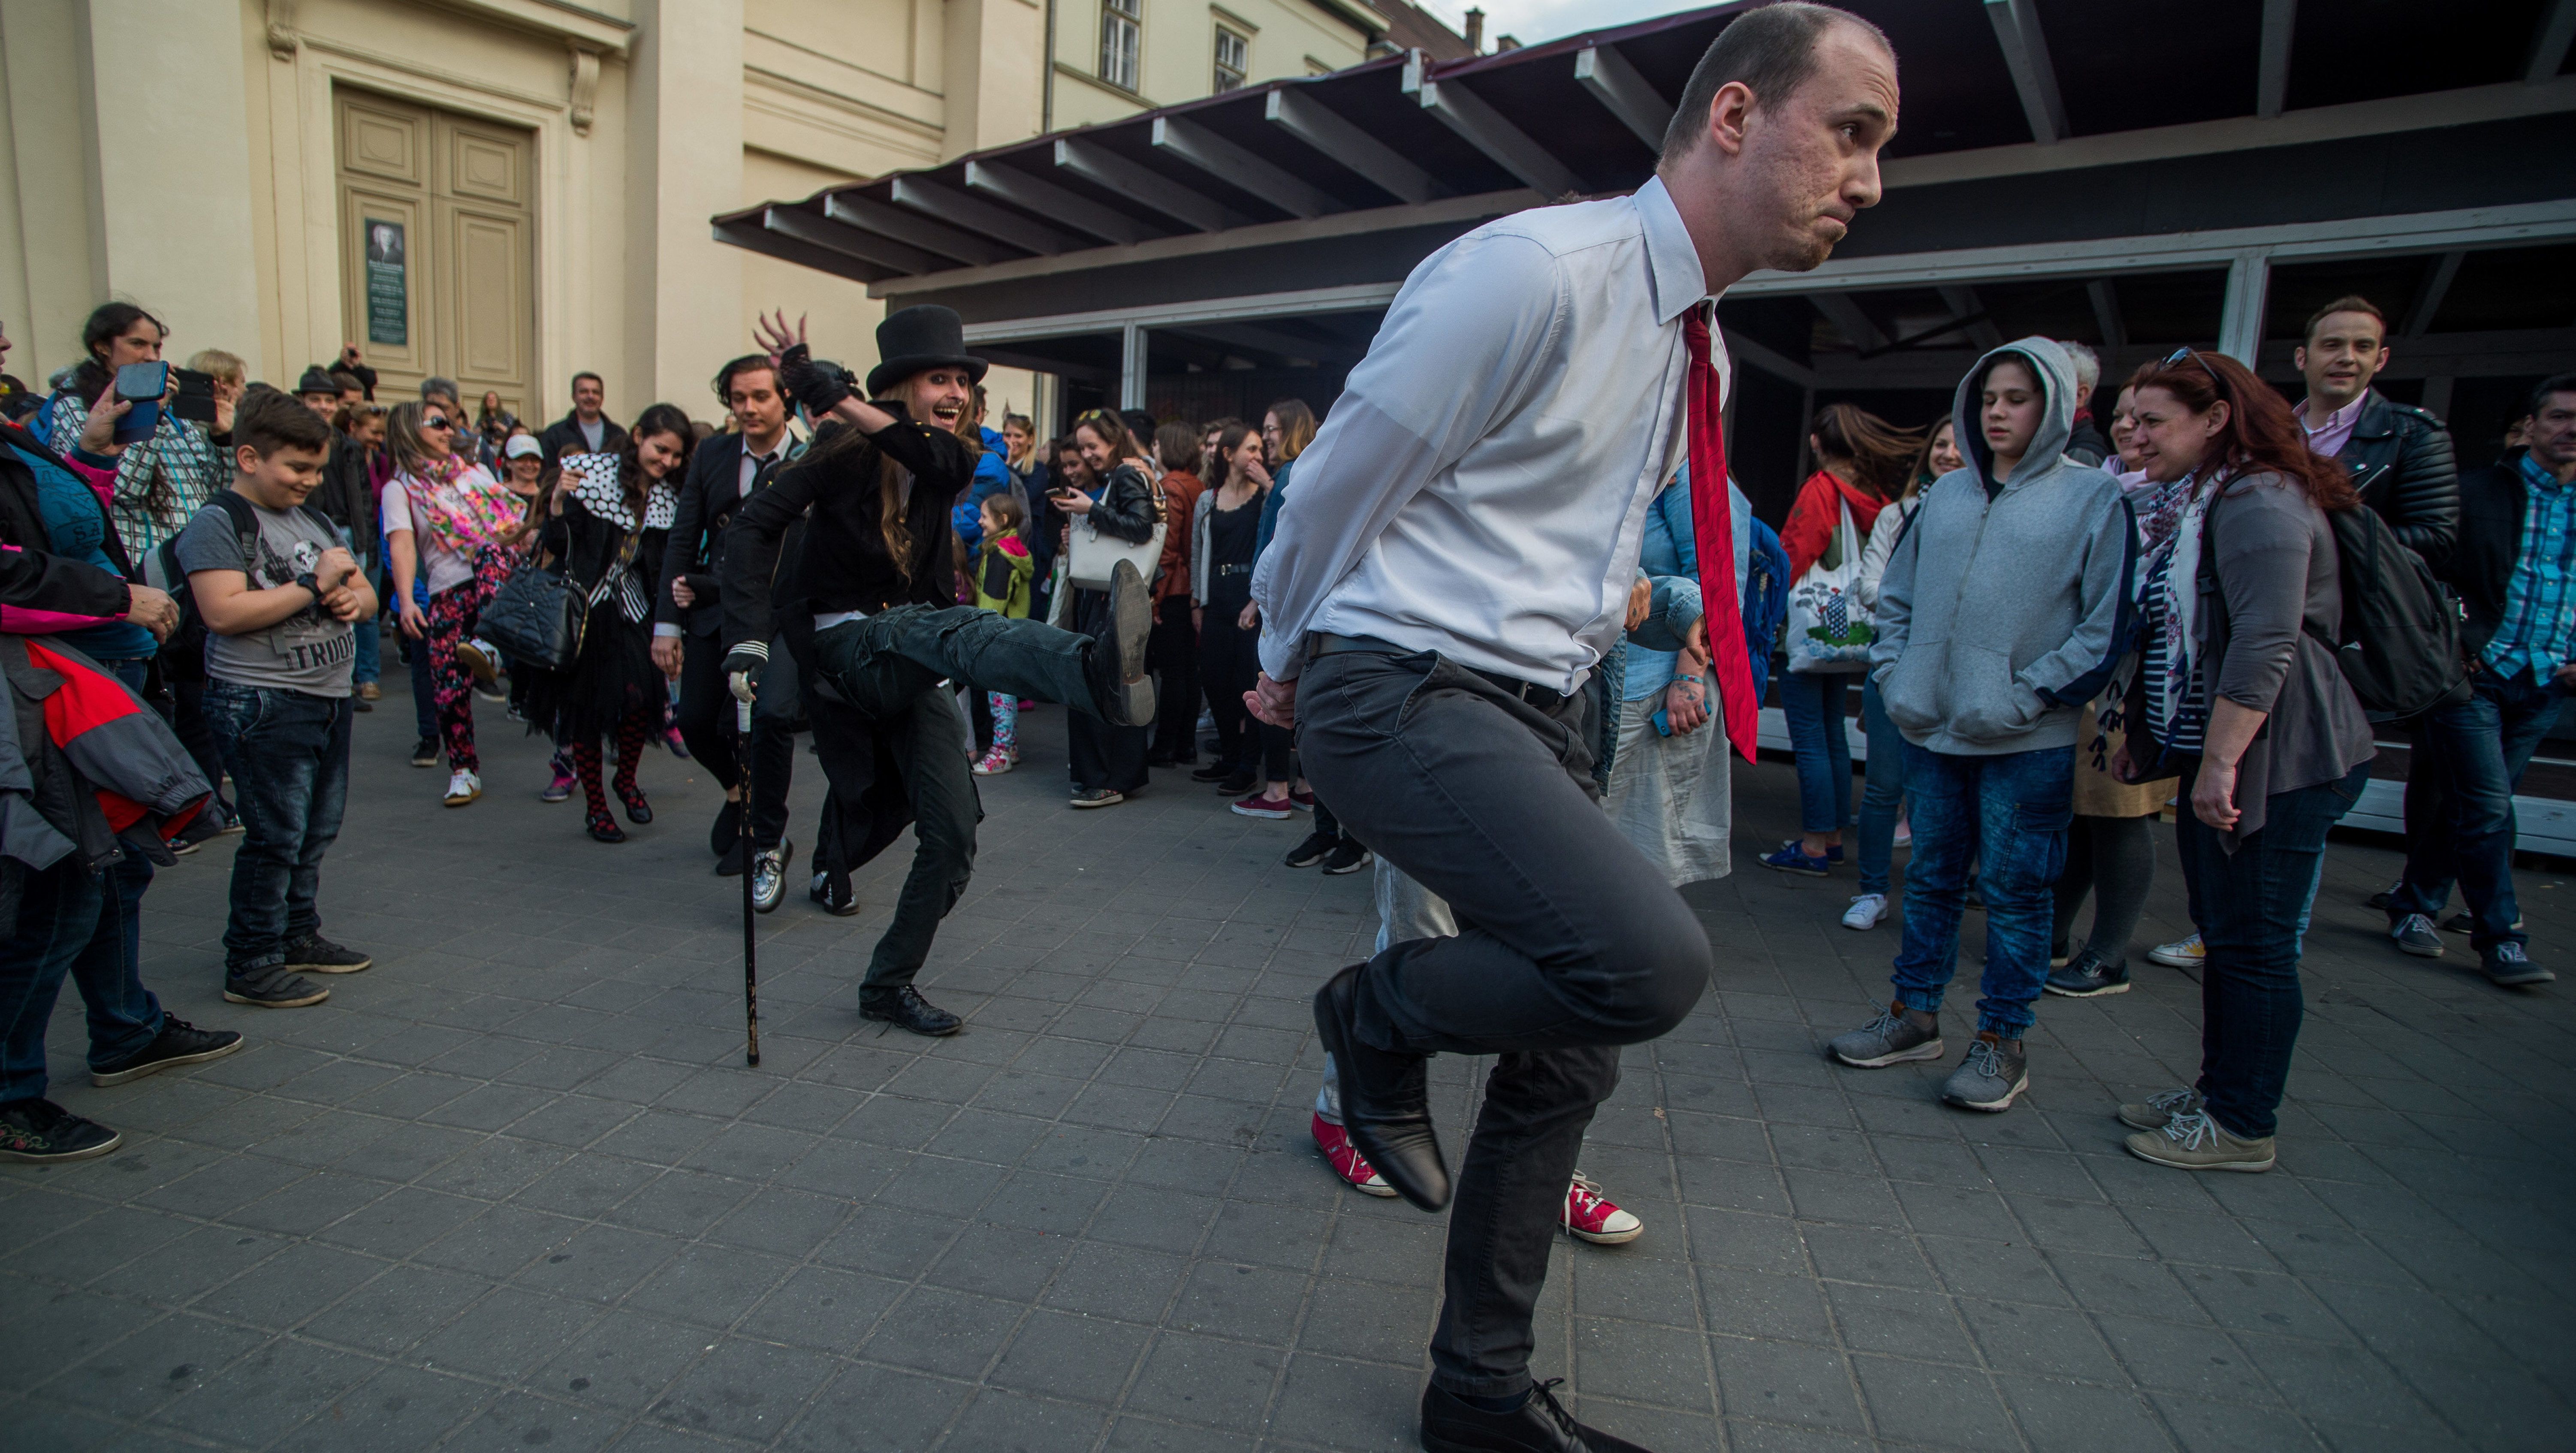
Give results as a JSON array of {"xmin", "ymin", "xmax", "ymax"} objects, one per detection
[
  {"xmin": 1784, "ymin": 495, "xmax": 1875, "ymax": 674},
  {"xmin": 1065, "ymin": 467, "xmax": 1166, "ymax": 591}
]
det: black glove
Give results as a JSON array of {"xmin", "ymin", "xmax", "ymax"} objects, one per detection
[
  {"xmin": 722, "ymin": 647, "xmax": 765, "ymax": 702},
  {"xmin": 780, "ymin": 348, "xmax": 853, "ymax": 416}
]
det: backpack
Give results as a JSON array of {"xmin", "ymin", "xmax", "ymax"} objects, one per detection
[
  {"xmin": 158, "ymin": 492, "xmax": 339, "ymax": 684},
  {"xmin": 2306, "ymin": 500, "xmax": 2470, "ymax": 721}
]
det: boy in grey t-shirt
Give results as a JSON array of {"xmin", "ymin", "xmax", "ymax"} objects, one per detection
[{"xmin": 172, "ymin": 392, "xmax": 380, "ymax": 1008}]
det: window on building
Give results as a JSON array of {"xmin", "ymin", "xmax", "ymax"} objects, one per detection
[
  {"xmin": 1101, "ymin": 0, "xmax": 1142, "ymax": 91},
  {"xmin": 1213, "ymin": 27, "xmax": 1248, "ymax": 93}
]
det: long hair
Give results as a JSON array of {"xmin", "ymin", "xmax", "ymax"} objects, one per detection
[
  {"xmin": 1267, "ymin": 398, "xmax": 1317, "ymax": 462},
  {"xmin": 1154, "ymin": 422, "xmax": 1202, "ymax": 475},
  {"xmin": 1216, "ymin": 422, "xmax": 1261, "ymax": 488},
  {"xmin": 1905, "ymin": 418, "xmax": 1955, "ymax": 498},
  {"xmin": 1072, "ymin": 408, "xmax": 1148, "ymax": 464},
  {"xmin": 73, "ymin": 302, "xmax": 165, "ymax": 398},
  {"xmin": 618, "ymin": 403, "xmax": 696, "ymax": 515},
  {"xmin": 384, "ymin": 401, "xmax": 449, "ymax": 476},
  {"xmin": 2130, "ymin": 351, "xmax": 2357, "ymax": 512},
  {"xmin": 1810, "ymin": 402, "xmax": 1922, "ymax": 500}
]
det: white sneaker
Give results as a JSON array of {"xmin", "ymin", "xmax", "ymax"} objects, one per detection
[
  {"xmin": 2147, "ymin": 932, "xmax": 2204, "ymax": 968},
  {"xmin": 457, "ymin": 636, "xmax": 501, "ymax": 687},
  {"xmin": 443, "ymin": 769, "xmax": 482, "ymax": 807},
  {"xmin": 1842, "ymin": 892, "xmax": 1889, "ymax": 930}
]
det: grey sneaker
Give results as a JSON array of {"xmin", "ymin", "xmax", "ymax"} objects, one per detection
[
  {"xmin": 2480, "ymin": 942, "xmax": 2555, "ymax": 987},
  {"xmin": 2125, "ymin": 1108, "xmax": 2274, "ymax": 1172},
  {"xmin": 1940, "ymin": 1033, "xmax": 2028, "ymax": 1112},
  {"xmin": 2391, "ymin": 913, "xmax": 2445, "ymax": 958},
  {"xmin": 1826, "ymin": 1003, "xmax": 1943, "ymax": 1068},
  {"xmin": 2118, "ymin": 1086, "xmax": 2202, "ymax": 1131}
]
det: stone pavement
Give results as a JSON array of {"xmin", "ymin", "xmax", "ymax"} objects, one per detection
[{"xmin": 3, "ymin": 676, "xmax": 2573, "ymax": 1453}]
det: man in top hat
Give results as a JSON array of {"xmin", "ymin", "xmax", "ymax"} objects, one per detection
[{"xmin": 717, "ymin": 304, "xmax": 1157, "ymax": 1036}]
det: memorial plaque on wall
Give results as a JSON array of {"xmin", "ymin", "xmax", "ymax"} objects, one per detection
[{"xmin": 364, "ymin": 220, "xmax": 407, "ymax": 347}]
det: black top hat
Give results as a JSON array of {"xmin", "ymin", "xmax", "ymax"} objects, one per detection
[
  {"xmin": 867, "ymin": 305, "xmax": 988, "ymax": 399},
  {"xmin": 294, "ymin": 365, "xmax": 341, "ymax": 396}
]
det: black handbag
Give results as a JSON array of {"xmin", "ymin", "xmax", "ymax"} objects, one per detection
[{"xmin": 479, "ymin": 557, "xmax": 585, "ymax": 673}]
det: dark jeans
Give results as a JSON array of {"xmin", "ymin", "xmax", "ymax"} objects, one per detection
[
  {"xmin": 1889, "ymin": 742, "xmax": 2072, "ymax": 1037},
  {"xmin": 204, "ymin": 681, "xmax": 353, "ymax": 982},
  {"xmin": 1198, "ymin": 596, "xmax": 1261, "ymax": 772},
  {"xmin": 1779, "ymin": 669, "xmax": 1854, "ymax": 835},
  {"xmin": 0, "ymin": 855, "xmax": 163, "ymax": 1105},
  {"xmin": 1856, "ymin": 678, "xmax": 1906, "ymax": 894},
  {"xmin": 170, "ymin": 680, "xmax": 234, "ymax": 820},
  {"xmin": 1149, "ymin": 598, "xmax": 1198, "ymax": 761},
  {"xmin": 675, "ymin": 630, "xmax": 797, "ymax": 852},
  {"xmin": 814, "ymin": 605, "xmax": 1101, "ymax": 725},
  {"xmin": 2174, "ymin": 757, "xmax": 2368, "ymax": 1139},
  {"xmin": 98, "ymin": 660, "xmax": 161, "ymax": 989},
  {"xmin": 1297, "ymin": 644, "xmax": 1709, "ymax": 1396},
  {"xmin": 2392, "ymin": 666, "xmax": 2565, "ymax": 951}
]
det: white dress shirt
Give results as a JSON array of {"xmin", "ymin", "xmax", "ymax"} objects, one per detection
[{"xmin": 1251, "ymin": 174, "xmax": 1722, "ymax": 692}]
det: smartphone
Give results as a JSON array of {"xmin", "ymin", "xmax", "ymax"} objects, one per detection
[
  {"xmin": 170, "ymin": 366, "xmax": 218, "ymax": 425},
  {"xmin": 113, "ymin": 361, "xmax": 167, "ymax": 445},
  {"xmin": 1650, "ymin": 707, "xmax": 1673, "ymax": 737}
]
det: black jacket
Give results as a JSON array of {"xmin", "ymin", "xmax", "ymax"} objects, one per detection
[
  {"xmin": 2442, "ymin": 451, "xmax": 2551, "ymax": 660},
  {"xmin": 658, "ymin": 432, "xmax": 798, "ymax": 639},
  {"xmin": 0, "ymin": 420, "xmax": 139, "ymax": 623},
  {"xmin": 720, "ymin": 408, "xmax": 974, "ymax": 653},
  {"xmin": 1072, "ymin": 463, "xmax": 1161, "ymax": 565},
  {"xmin": 539, "ymin": 411, "xmax": 629, "ymax": 468},
  {"xmin": 311, "ymin": 432, "xmax": 377, "ymax": 558},
  {"xmin": 2335, "ymin": 390, "xmax": 2458, "ymax": 567}
]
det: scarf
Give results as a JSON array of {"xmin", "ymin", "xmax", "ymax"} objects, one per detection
[
  {"xmin": 399, "ymin": 454, "xmax": 521, "ymax": 557},
  {"xmin": 563, "ymin": 453, "xmax": 678, "ymax": 623},
  {"xmin": 2150, "ymin": 470, "xmax": 2220, "ymax": 737}
]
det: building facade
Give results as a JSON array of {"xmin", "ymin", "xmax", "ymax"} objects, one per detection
[{"xmin": 0, "ymin": 0, "xmax": 1412, "ymax": 430}]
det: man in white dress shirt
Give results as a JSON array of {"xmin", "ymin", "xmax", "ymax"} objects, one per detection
[{"xmin": 1246, "ymin": 6, "xmax": 1899, "ymax": 1449}]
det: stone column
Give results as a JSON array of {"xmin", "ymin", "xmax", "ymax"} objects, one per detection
[{"xmin": 625, "ymin": 0, "xmax": 744, "ymax": 413}]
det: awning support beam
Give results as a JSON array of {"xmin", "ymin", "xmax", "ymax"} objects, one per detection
[
  {"xmin": 2531, "ymin": 0, "xmax": 2576, "ymax": 83},
  {"xmin": 2218, "ymin": 251, "xmax": 2274, "ymax": 364},
  {"xmin": 1574, "ymin": 45, "xmax": 1674, "ymax": 151},
  {"xmin": 1404, "ymin": 51, "xmax": 1580, "ymax": 199},
  {"xmin": 1120, "ymin": 323, "xmax": 1146, "ymax": 410},
  {"xmin": 1054, "ymin": 138, "xmax": 1238, "ymax": 233},
  {"xmin": 2403, "ymin": 250, "xmax": 2466, "ymax": 336},
  {"xmin": 824, "ymin": 193, "xmax": 1014, "ymax": 267},
  {"xmin": 2258, "ymin": 0, "xmax": 2297, "ymax": 118},
  {"xmin": 965, "ymin": 161, "xmax": 1152, "ymax": 246},
  {"xmin": 1983, "ymin": 0, "xmax": 2069, "ymax": 145},
  {"xmin": 1264, "ymin": 88, "xmax": 1440, "ymax": 206},
  {"xmin": 1149, "ymin": 116, "xmax": 1339, "ymax": 220},
  {"xmin": 887, "ymin": 177, "xmax": 1076, "ymax": 256},
  {"xmin": 2087, "ymin": 279, "xmax": 2128, "ymax": 348},
  {"xmin": 761, "ymin": 207, "xmax": 943, "ymax": 275}
]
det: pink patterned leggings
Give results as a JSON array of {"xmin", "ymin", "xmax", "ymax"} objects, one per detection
[{"xmin": 423, "ymin": 548, "xmax": 513, "ymax": 774}]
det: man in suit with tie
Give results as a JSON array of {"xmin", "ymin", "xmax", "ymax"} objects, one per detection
[
  {"xmin": 1245, "ymin": 7, "xmax": 1899, "ymax": 1448},
  {"xmin": 656, "ymin": 355, "xmax": 802, "ymax": 900}
]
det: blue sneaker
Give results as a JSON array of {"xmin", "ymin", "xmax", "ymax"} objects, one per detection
[{"xmin": 1760, "ymin": 840, "xmax": 1831, "ymax": 877}]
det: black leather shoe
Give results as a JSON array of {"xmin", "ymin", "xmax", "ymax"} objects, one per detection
[
  {"xmin": 861, "ymin": 985, "xmax": 962, "ymax": 1037},
  {"xmin": 1421, "ymin": 1381, "xmax": 1651, "ymax": 1453},
  {"xmin": 1312, "ymin": 965, "xmax": 1448, "ymax": 1211},
  {"xmin": 715, "ymin": 838, "xmax": 746, "ymax": 877},
  {"xmin": 710, "ymin": 799, "xmax": 741, "ymax": 856},
  {"xmin": 2042, "ymin": 948, "xmax": 2130, "ymax": 998},
  {"xmin": 618, "ymin": 785, "xmax": 653, "ymax": 825},
  {"xmin": 810, "ymin": 869, "xmax": 860, "ymax": 916},
  {"xmin": 1190, "ymin": 762, "xmax": 1235, "ymax": 782},
  {"xmin": 1084, "ymin": 558, "xmax": 1157, "ymax": 726}
]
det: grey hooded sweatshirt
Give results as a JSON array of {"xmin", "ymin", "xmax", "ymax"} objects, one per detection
[{"xmin": 1870, "ymin": 338, "xmax": 2133, "ymax": 757}]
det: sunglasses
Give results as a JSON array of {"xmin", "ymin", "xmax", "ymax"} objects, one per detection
[
  {"xmin": 421, "ymin": 416, "xmax": 453, "ymax": 431},
  {"xmin": 2163, "ymin": 347, "xmax": 2227, "ymax": 395}
]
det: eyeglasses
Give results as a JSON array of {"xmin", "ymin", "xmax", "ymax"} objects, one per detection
[{"xmin": 421, "ymin": 416, "xmax": 453, "ymax": 431}]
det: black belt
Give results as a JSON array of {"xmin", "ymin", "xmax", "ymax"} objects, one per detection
[
  {"xmin": 1215, "ymin": 563, "xmax": 1253, "ymax": 577},
  {"xmin": 1306, "ymin": 633, "xmax": 1568, "ymax": 710}
]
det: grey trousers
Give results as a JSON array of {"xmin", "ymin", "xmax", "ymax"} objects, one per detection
[{"xmin": 1296, "ymin": 644, "xmax": 1710, "ymax": 1397}]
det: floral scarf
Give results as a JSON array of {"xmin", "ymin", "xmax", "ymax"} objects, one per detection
[{"xmin": 399, "ymin": 454, "xmax": 522, "ymax": 557}]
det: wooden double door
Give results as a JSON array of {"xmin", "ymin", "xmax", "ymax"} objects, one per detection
[{"xmin": 335, "ymin": 91, "xmax": 534, "ymax": 422}]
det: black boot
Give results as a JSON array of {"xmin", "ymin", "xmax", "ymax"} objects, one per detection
[
  {"xmin": 862, "ymin": 985, "xmax": 962, "ymax": 1037},
  {"xmin": 1419, "ymin": 1381, "xmax": 1653, "ymax": 1453},
  {"xmin": 1312, "ymin": 965, "xmax": 1448, "ymax": 1211},
  {"xmin": 1081, "ymin": 558, "xmax": 1157, "ymax": 726}
]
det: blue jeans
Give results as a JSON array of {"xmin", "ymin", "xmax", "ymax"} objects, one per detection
[
  {"xmin": 1779, "ymin": 669, "xmax": 1854, "ymax": 835},
  {"xmin": 340, "ymin": 532, "xmax": 380, "ymax": 686},
  {"xmin": 205, "ymin": 682, "xmax": 353, "ymax": 981},
  {"xmin": 0, "ymin": 856, "xmax": 163, "ymax": 1105},
  {"xmin": 2391, "ymin": 666, "xmax": 2565, "ymax": 952},
  {"xmin": 1890, "ymin": 742, "xmax": 2072, "ymax": 1037},
  {"xmin": 2174, "ymin": 757, "xmax": 2368, "ymax": 1139},
  {"xmin": 97, "ymin": 659, "xmax": 162, "ymax": 983},
  {"xmin": 1856, "ymin": 678, "xmax": 1908, "ymax": 894}
]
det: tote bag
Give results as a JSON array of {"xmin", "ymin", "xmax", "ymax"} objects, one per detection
[
  {"xmin": 1784, "ymin": 496, "xmax": 1874, "ymax": 674},
  {"xmin": 1066, "ymin": 469, "xmax": 1166, "ymax": 592}
]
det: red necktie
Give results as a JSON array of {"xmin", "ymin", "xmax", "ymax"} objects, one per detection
[{"xmin": 1683, "ymin": 306, "xmax": 1759, "ymax": 764}]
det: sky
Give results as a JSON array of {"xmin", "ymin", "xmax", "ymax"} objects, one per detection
[{"xmin": 1412, "ymin": 0, "xmax": 1689, "ymax": 48}]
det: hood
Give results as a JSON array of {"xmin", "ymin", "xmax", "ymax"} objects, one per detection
[{"xmin": 1951, "ymin": 335, "xmax": 2081, "ymax": 489}]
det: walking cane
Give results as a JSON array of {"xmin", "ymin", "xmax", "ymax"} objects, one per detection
[{"xmin": 738, "ymin": 695, "xmax": 760, "ymax": 1067}]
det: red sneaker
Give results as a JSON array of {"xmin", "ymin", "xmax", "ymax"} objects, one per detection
[
  {"xmin": 1562, "ymin": 1171, "xmax": 1642, "ymax": 1244},
  {"xmin": 1232, "ymin": 791, "xmax": 1294, "ymax": 820},
  {"xmin": 1312, "ymin": 1112, "xmax": 1398, "ymax": 1197}
]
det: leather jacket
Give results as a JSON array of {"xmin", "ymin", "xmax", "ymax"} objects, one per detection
[
  {"xmin": 1084, "ymin": 463, "xmax": 1161, "ymax": 548},
  {"xmin": 2339, "ymin": 390, "xmax": 2458, "ymax": 567}
]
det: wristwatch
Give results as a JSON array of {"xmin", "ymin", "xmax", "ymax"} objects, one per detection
[{"xmin": 293, "ymin": 571, "xmax": 321, "ymax": 600}]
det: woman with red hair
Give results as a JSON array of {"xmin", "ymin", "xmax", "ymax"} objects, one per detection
[{"xmin": 2112, "ymin": 348, "xmax": 2374, "ymax": 1173}]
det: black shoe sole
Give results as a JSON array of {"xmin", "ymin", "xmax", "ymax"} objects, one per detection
[
  {"xmin": 223, "ymin": 985, "xmax": 331, "ymax": 1008},
  {"xmin": 286, "ymin": 956, "xmax": 373, "ymax": 975},
  {"xmin": 1312, "ymin": 967, "xmax": 1449, "ymax": 1212},
  {"xmin": 2042, "ymin": 978, "xmax": 2130, "ymax": 998},
  {"xmin": 91, "ymin": 1034, "xmax": 244, "ymax": 1087},
  {"xmin": 860, "ymin": 1004, "xmax": 962, "ymax": 1036},
  {"xmin": 1322, "ymin": 852, "xmax": 1373, "ymax": 875}
]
